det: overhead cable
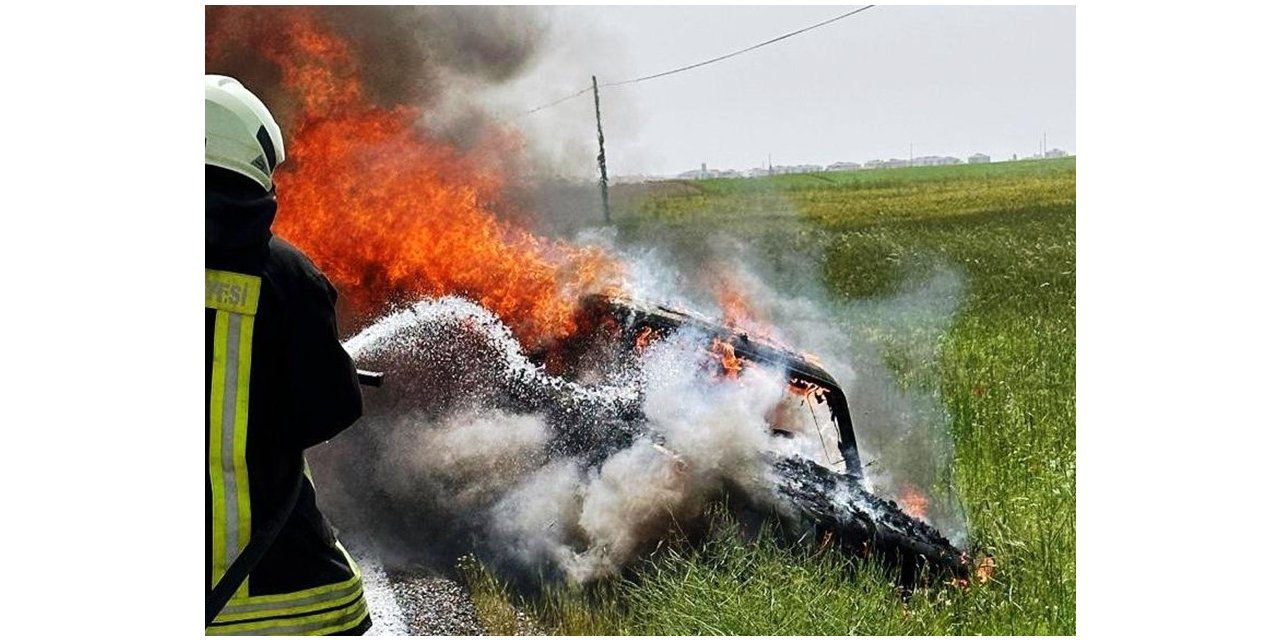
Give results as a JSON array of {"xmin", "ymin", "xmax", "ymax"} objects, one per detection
[{"xmin": 521, "ymin": 5, "xmax": 877, "ymax": 116}]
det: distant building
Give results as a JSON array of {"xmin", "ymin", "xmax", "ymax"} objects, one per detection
[
  {"xmin": 862, "ymin": 158, "xmax": 909, "ymax": 170},
  {"xmin": 676, "ymin": 163, "xmax": 744, "ymax": 180},
  {"xmin": 771, "ymin": 164, "xmax": 823, "ymax": 175},
  {"xmin": 1045, "ymin": 148, "xmax": 1068, "ymax": 159},
  {"xmin": 677, "ymin": 162, "xmax": 711, "ymax": 179},
  {"xmin": 667, "ymin": 146, "xmax": 1040, "ymax": 181},
  {"xmin": 914, "ymin": 155, "xmax": 962, "ymax": 167}
]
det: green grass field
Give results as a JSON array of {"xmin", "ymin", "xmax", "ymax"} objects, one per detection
[{"xmin": 469, "ymin": 158, "xmax": 1076, "ymax": 634}]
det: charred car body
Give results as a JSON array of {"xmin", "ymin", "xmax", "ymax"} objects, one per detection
[{"xmin": 551, "ymin": 294, "xmax": 969, "ymax": 581}]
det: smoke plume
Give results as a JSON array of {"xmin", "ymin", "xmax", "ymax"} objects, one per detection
[{"xmin": 206, "ymin": 6, "xmax": 547, "ymax": 145}]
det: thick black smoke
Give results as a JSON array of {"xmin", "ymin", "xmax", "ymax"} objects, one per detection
[{"xmin": 205, "ymin": 5, "xmax": 550, "ymax": 146}]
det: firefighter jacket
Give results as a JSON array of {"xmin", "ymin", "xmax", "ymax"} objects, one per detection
[{"xmin": 205, "ymin": 170, "xmax": 370, "ymax": 635}]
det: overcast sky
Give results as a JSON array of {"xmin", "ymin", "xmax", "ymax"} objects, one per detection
[{"xmin": 511, "ymin": 5, "xmax": 1075, "ymax": 178}]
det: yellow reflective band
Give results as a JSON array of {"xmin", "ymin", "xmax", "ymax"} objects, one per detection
[
  {"xmin": 214, "ymin": 582, "xmax": 363, "ymax": 623},
  {"xmin": 208, "ymin": 311, "xmax": 230, "ymax": 588},
  {"xmin": 223, "ymin": 573, "xmax": 361, "ymax": 608},
  {"xmin": 208, "ymin": 301, "xmax": 256, "ymax": 594},
  {"xmin": 206, "ymin": 594, "xmax": 368, "ymax": 636},
  {"xmin": 232, "ymin": 314, "xmax": 254, "ymax": 599},
  {"xmin": 206, "ymin": 269, "xmax": 261, "ymax": 315}
]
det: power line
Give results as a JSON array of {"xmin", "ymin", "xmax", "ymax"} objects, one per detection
[
  {"xmin": 525, "ymin": 86, "xmax": 593, "ymax": 116},
  {"xmin": 602, "ymin": 5, "xmax": 876, "ymax": 89},
  {"xmin": 521, "ymin": 5, "xmax": 877, "ymax": 116}
]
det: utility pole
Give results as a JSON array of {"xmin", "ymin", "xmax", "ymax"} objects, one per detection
[
  {"xmin": 909, "ymin": 142, "xmax": 914, "ymax": 167},
  {"xmin": 592, "ymin": 75, "xmax": 611, "ymax": 225}
]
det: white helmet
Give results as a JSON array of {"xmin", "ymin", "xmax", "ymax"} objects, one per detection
[{"xmin": 205, "ymin": 75, "xmax": 286, "ymax": 192}]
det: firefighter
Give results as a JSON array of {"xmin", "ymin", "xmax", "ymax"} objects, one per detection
[{"xmin": 205, "ymin": 74, "xmax": 370, "ymax": 635}]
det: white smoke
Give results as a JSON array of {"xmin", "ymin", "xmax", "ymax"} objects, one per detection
[
  {"xmin": 488, "ymin": 460, "xmax": 586, "ymax": 575},
  {"xmin": 374, "ymin": 410, "xmax": 550, "ymax": 511},
  {"xmin": 490, "ymin": 329, "xmax": 801, "ymax": 582},
  {"xmin": 596, "ymin": 232, "xmax": 970, "ymax": 542}
]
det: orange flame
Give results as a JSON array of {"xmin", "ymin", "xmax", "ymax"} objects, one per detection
[
  {"xmin": 208, "ymin": 7, "xmax": 617, "ymax": 347},
  {"xmin": 975, "ymin": 555, "xmax": 996, "ymax": 583},
  {"xmin": 707, "ymin": 266, "xmax": 795, "ymax": 352},
  {"xmin": 709, "ymin": 337, "xmax": 744, "ymax": 379},
  {"xmin": 949, "ymin": 554, "xmax": 996, "ymax": 589},
  {"xmin": 716, "ymin": 283, "xmax": 756, "ymax": 332},
  {"xmin": 898, "ymin": 483, "xmax": 930, "ymax": 521},
  {"xmin": 634, "ymin": 326, "xmax": 656, "ymax": 354},
  {"xmin": 712, "ymin": 271, "xmax": 779, "ymax": 341},
  {"xmin": 787, "ymin": 378, "xmax": 827, "ymax": 400}
]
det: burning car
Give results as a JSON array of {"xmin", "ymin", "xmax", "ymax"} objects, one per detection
[
  {"xmin": 338, "ymin": 293, "xmax": 968, "ymax": 584},
  {"xmin": 546, "ymin": 294, "xmax": 969, "ymax": 581}
]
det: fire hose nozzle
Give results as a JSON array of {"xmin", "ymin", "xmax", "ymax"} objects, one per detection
[{"xmin": 356, "ymin": 369, "xmax": 384, "ymax": 387}]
